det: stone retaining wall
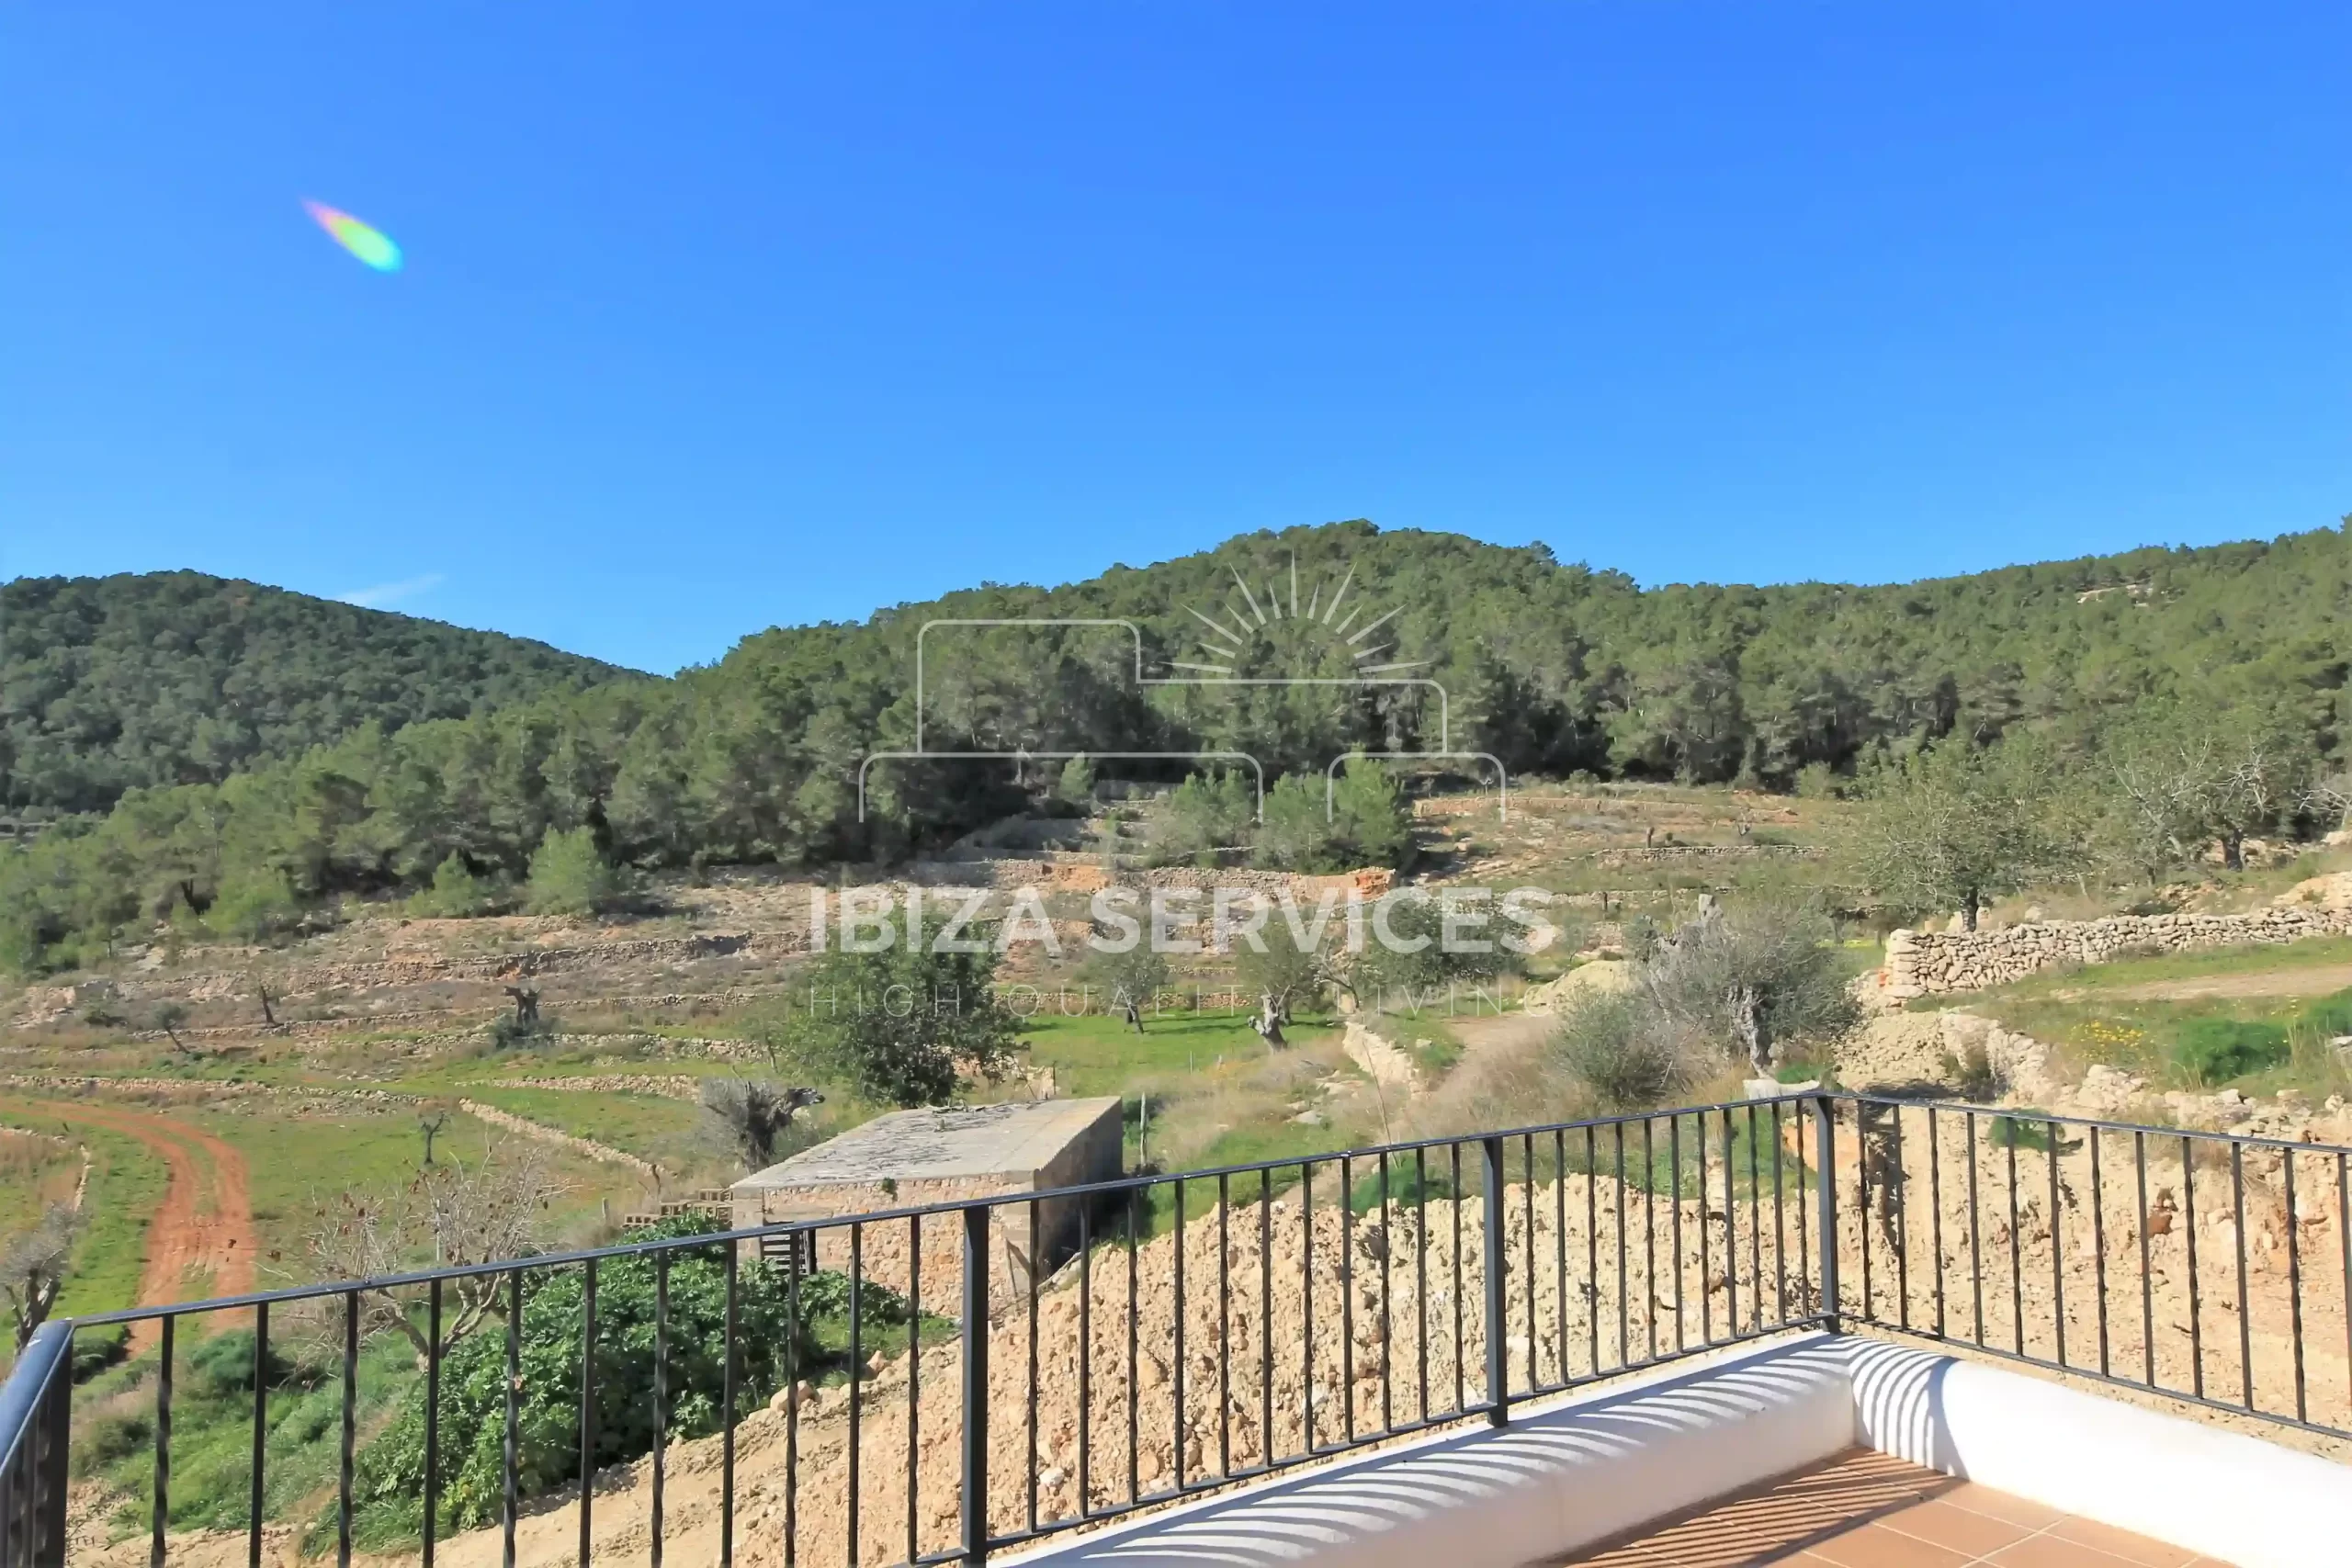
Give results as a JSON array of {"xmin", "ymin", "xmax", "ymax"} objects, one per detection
[{"xmin": 1883, "ymin": 905, "xmax": 2352, "ymax": 995}]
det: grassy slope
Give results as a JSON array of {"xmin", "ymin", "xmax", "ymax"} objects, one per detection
[
  {"xmin": 0, "ymin": 1102, "xmax": 169, "ymax": 1322},
  {"xmin": 1933, "ymin": 940, "xmax": 2352, "ymax": 1101}
]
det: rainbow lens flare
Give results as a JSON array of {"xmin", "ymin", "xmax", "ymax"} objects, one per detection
[{"xmin": 303, "ymin": 199, "xmax": 402, "ymax": 272}]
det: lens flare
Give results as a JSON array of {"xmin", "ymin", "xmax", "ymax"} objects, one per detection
[{"xmin": 303, "ymin": 199, "xmax": 402, "ymax": 272}]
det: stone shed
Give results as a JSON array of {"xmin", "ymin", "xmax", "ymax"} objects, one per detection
[{"xmin": 729, "ymin": 1097, "xmax": 1123, "ymax": 1308}]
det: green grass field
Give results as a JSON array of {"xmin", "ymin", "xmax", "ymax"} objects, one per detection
[
  {"xmin": 1941, "ymin": 940, "xmax": 2352, "ymax": 1100},
  {"xmin": 196, "ymin": 1105, "xmax": 650, "ymax": 1264},
  {"xmin": 74, "ymin": 1325, "xmax": 422, "ymax": 1543},
  {"xmin": 0, "ymin": 1127, "xmax": 81, "ymax": 1244},
  {"xmin": 1018, "ymin": 1007, "xmax": 1332, "ymax": 1097},
  {"xmin": 0, "ymin": 1102, "xmax": 168, "ymax": 1326},
  {"xmin": 449, "ymin": 1085, "xmax": 708, "ymax": 1166}
]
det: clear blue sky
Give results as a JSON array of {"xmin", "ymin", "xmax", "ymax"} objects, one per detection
[{"xmin": 5, "ymin": 3, "xmax": 2346, "ymax": 674}]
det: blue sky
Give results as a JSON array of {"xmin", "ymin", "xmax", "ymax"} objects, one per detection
[{"xmin": 5, "ymin": 3, "xmax": 2346, "ymax": 674}]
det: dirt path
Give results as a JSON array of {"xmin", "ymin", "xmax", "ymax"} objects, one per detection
[
  {"xmin": 12, "ymin": 1099, "xmax": 256, "ymax": 1346},
  {"xmin": 2092, "ymin": 963, "xmax": 2352, "ymax": 1001},
  {"xmin": 1447, "ymin": 1010, "xmax": 1555, "ymax": 1053}
]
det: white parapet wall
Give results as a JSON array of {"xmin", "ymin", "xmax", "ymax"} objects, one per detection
[
  {"xmin": 1001, "ymin": 1334, "xmax": 2350, "ymax": 1568},
  {"xmin": 1000, "ymin": 1337, "xmax": 1858, "ymax": 1568},
  {"xmin": 1850, "ymin": 1339, "xmax": 2346, "ymax": 1568}
]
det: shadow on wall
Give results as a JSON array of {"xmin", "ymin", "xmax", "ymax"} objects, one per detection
[{"xmin": 1011, "ymin": 1338, "xmax": 1858, "ymax": 1568}]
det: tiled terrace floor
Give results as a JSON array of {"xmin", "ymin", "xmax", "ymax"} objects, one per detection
[{"xmin": 1559, "ymin": 1448, "xmax": 2233, "ymax": 1567}]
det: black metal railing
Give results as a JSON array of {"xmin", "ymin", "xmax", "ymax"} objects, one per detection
[
  {"xmin": 1825, "ymin": 1094, "xmax": 2352, "ymax": 1443},
  {"xmin": 1, "ymin": 1092, "xmax": 2345, "ymax": 1568}
]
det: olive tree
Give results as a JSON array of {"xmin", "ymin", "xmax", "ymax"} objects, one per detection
[{"xmin": 1850, "ymin": 739, "xmax": 2060, "ymax": 930}]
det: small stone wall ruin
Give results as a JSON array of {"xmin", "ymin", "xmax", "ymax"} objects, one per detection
[{"xmin": 1882, "ymin": 905, "xmax": 2352, "ymax": 996}]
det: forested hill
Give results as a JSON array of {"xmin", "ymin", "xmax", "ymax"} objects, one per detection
[
  {"xmin": 1, "ymin": 571, "xmax": 639, "ymax": 817},
  {"xmin": 5, "ymin": 520, "xmax": 2349, "ymax": 975}
]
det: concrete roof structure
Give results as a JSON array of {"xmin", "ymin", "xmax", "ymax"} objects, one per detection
[{"xmin": 731, "ymin": 1097, "xmax": 1123, "ymax": 1193}]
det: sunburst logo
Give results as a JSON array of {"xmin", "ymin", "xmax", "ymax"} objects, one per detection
[{"xmin": 1171, "ymin": 555, "xmax": 1427, "ymax": 678}]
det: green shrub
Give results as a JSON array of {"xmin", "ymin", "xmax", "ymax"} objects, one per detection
[
  {"xmin": 1552, "ymin": 989, "xmax": 1688, "ymax": 1112},
  {"xmin": 351, "ymin": 1215, "xmax": 812, "ymax": 1544},
  {"xmin": 487, "ymin": 1011, "xmax": 557, "ymax": 1051},
  {"xmin": 1347, "ymin": 1162, "xmax": 1456, "ymax": 1213},
  {"xmin": 524, "ymin": 827, "xmax": 628, "ymax": 917},
  {"xmin": 208, "ymin": 868, "xmax": 300, "ymax": 942},
  {"xmin": 1986, "ymin": 1113, "xmax": 2056, "ymax": 1152},
  {"xmin": 183, "ymin": 1327, "xmax": 307, "ymax": 1397},
  {"xmin": 2298, "ymin": 988, "xmax": 2352, "ymax": 1039},
  {"xmin": 70, "ymin": 1326, "xmax": 129, "ymax": 1382},
  {"xmin": 1940, "ymin": 1040, "xmax": 2000, "ymax": 1102},
  {"xmin": 2172, "ymin": 1018, "xmax": 2290, "ymax": 1084},
  {"xmin": 409, "ymin": 853, "xmax": 495, "ymax": 918}
]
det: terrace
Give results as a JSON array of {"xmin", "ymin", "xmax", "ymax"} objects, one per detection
[{"xmin": 5, "ymin": 1094, "xmax": 2347, "ymax": 1568}]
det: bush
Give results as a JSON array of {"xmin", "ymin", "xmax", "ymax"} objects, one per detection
[
  {"xmin": 1347, "ymin": 1162, "xmax": 1455, "ymax": 1213},
  {"xmin": 352, "ymin": 1216, "xmax": 808, "ymax": 1543},
  {"xmin": 1987, "ymin": 1112, "xmax": 2057, "ymax": 1152},
  {"xmin": 208, "ymin": 868, "xmax": 300, "ymax": 942},
  {"xmin": 2298, "ymin": 988, "xmax": 2352, "ymax": 1039},
  {"xmin": 2172, "ymin": 1018, "xmax": 2290, "ymax": 1084},
  {"xmin": 1253, "ymin": 774, "xmax": 1341, "ymax": 872},
  {"xmin": 1153, "ymin": 772, "xmax": 1254, "ymax": 864},
  {"xmin": 70, "ymin": 1325, "xmax": 128, "ymax": 1382},
  {"xmin": 524, "ymin": 827, "xmax": 628, "ymax": 916},
  {"xmin": 1552, "ymin": 989, "xmax": 1689, "ymax": 1111},
  {"xmin": 409, "ymin": 853, "xmax": 494, "ymax": 918},
  {"xmin": 184, "ymin": 1326, "xmax": 306, "ymax": 1396},
  {"xmin": 763, "ymin": 921, "xmax": 1021, "ymax": 1107},
  {"xmin": 488, "ymin": 1011, "xmax": 556, "ymax": 1051},
  {"xmin": 1941, "ymin": 1041, "xmax": 2000, "ymax": 1101}
]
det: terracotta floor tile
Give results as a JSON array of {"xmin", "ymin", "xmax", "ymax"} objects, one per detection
[
  {"xmin": 1563, "ymin": 1450, "xmax": 1945, "ymax": 1566},
  {"xmin": 2043, "ymin": 1517, "xmax": 2203, "ymax": 1567},
  {"xmin": 1875, "ymin": 1498, "xmax": 2036, "ymax": 1556},
  {"xmin": 1934, "ymin": 1481, "xmax": 2067, "ymax": 1531},
  {"xmin": 1802, "ymin": 1522, "xmax": 1973, "ymax": 1568},
  {"xmin": 1556, "ymin": 1450, "xmax": 2219, "ymax": 1568},
  {"xmin": 1983, "ymin": 1535, "xmax": 2146, "ymax": 1567}
]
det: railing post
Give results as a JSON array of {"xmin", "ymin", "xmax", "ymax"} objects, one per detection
[
  {"xmin": 1814, "ymin": 1095, "xmax": 1841, "ymax": 1335},
  {"xmin": 1481, "ymin": 1135, "xmax": 1509, "ymax": 1426},
  {"xmin": 960, "ymin": 1202, "xmax": 991, "ymax": 1568},
  {"xmin": 0, "ymin": 1319, "xmax": 74, "ymax": 1568},
  {"xmin": 39, "ymin": 1327, "xmax": 70, "ymax": 1568}
]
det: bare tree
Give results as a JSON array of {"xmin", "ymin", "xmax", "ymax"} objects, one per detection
[
  {"xmin": 701, "ymin": 1079, "xmax": 825, "ymax": 1170},
  {"xmin": 2303, "ymin": 770, "xmax": 2352, "ymax": 834},
  {"xmin": 417, "ymin": 1105, "xmax": 452, "ymax": 1165},
  {"xmin": 303, "ymin": 1139, "xmax": 562, "ymax": 1363},
  {"xmin": 254, "ymin": 982, "xmax": 277, "ymax": 1029},
  {"xmin": 2100, "ymin": 705, "xmax": 2315, "ymax": 874},
  {"xmin": 502, "ymin": 986, "xmax": 541, "ymax": 1030},
  {"xmin": 4, "ymin": 1204, "xmax": 84, "ymax": 1350}
]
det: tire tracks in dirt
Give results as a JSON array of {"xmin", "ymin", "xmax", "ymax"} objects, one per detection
[{"xmin": 5, "ymin": 1098, "xmax": 256, "ymax": 1347}]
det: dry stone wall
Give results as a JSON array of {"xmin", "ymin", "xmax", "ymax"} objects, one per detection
[{"xmin": 1883, "ymin": 905, "xmax": 2352, "ymax": 995}]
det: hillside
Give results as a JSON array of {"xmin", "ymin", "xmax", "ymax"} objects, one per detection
[
  {"xmin": 5, "ymin": 520, "xmax": 2351, "ymax": 974},
  {"xmin": 0, "ymin": 571, "xmax": 639, "ymax": 817}
]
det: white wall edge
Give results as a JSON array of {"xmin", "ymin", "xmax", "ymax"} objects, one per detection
[
  {"xmin": 1847, "ymin": 1337, "xmax": 2350, "ymax": 1568},
  {"xmin": 998, "ymin": 1333, "xmax": 1855, "ymax": 1568},
  {"xmin": 994, "ymin": 1333, "xmax": 2349, "ymax": 1568}
]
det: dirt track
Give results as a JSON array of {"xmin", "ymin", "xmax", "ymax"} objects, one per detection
[
  {"xmin": 12, "ymin": 1099, "xmax": 256, "ymax": 1345},
  {"xmin": 2096, "ymin": 963, "xmax": 2352, "ymax": 1001}
]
